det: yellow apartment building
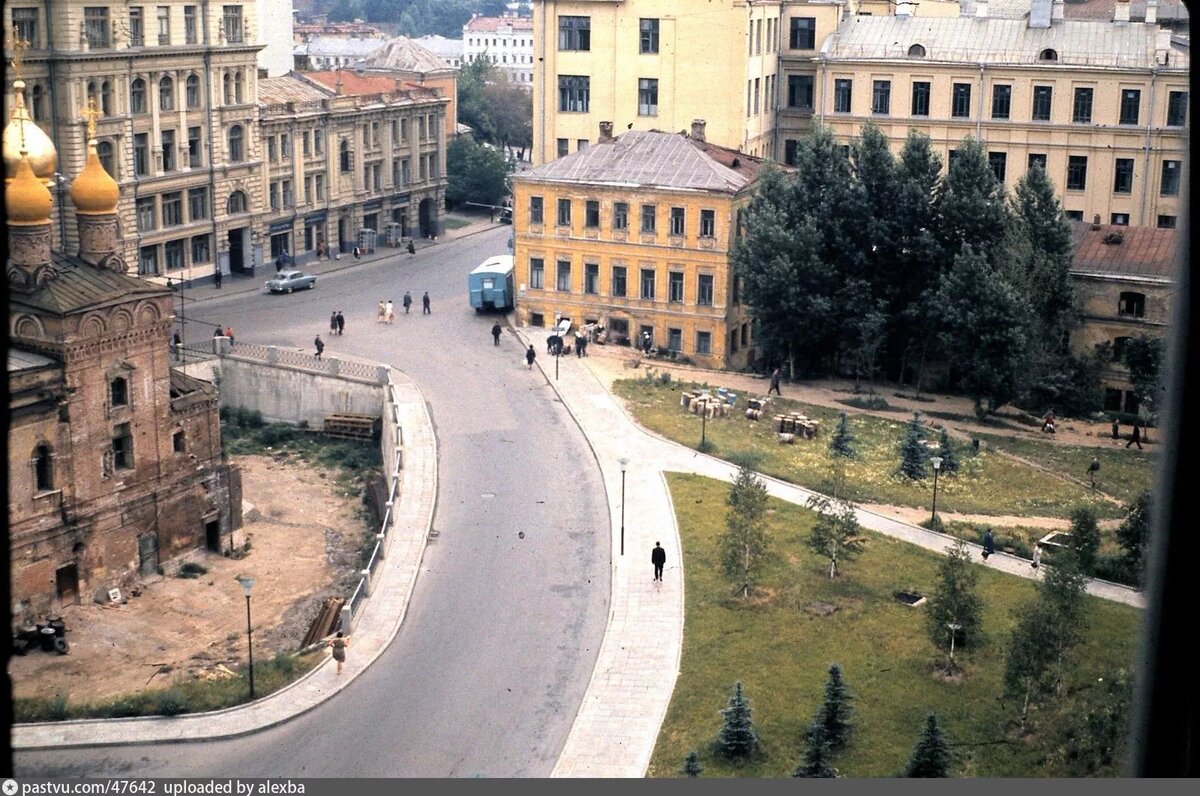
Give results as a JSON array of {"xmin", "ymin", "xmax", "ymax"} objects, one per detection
[
  {"xmin": 532, "ymin": 0, "xmax": 783, "ymax": 164},
  {"xmin": 512, "ymin": 122, "xmax": 764, "ymax": 369},
  {"xmin": 777, "ymin": 0, "xmax": 1189, "ymax": 228}
]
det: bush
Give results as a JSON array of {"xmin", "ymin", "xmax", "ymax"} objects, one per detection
[
  {"xmin": 177, "ymin": 562, "xmax": 208, "ymax": 579},
  {"xmin": 154, "ymin": 689, "xmax": 188, "ymax": 716},
  {"xmin": 840, "ymin": 396, "xmax": 894, "ymax": 411},
  {"xmin": 1092, "ymin": 555, "xmax": 1138, "ymax": 587},
  {"xmin": 254, "ymin": 423, "xmax": 298, "ymax": 447}
]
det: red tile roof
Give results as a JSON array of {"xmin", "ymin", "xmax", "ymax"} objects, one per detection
[
  {"xmin": 304, "ymin": 70, "xmax": 409, "ymax": 96},
  {"xmin": 1069, "ymin": 221, "xmax": 1182, "ymax": 280}
]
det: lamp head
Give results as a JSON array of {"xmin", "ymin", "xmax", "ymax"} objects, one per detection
[
  {"xmin": 618, "ymin": 457, "xmax": 629, "ymax": 472},
  {"xmin": 930, "ymin": 456, "xmax": 943, "ymax": 471},
  {"xmin": 236, "ymin": 575, "xmax": 255, "ymax": 596}
]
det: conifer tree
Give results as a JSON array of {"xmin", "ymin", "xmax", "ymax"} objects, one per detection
[
  {"xmin": 936, "ymin": 428, "xmax": 959, "ymax": 474},
  {"xmin": 794, "ymin": 722, "xmax": 836, "ymax": 778},
  {"xmin": 715, "ymin": 681, "xmax": 760, "ymax": 762},
  {"xmin": 721, "ymin": 464, "xmax": 771, "ymax": 597},
  {"xmin": 926, "ymin": 538, "xmax": 983, "ymax": 663},
  {"xmin": 829, "ymin": 411, "xmax": 856, "ymax": 458},
  {"xmin": 1009, "ymin": 162, "xmax": 1076, "ymax": 353},
  {"xmin": 1067, "ymin": 506, "xmax": 1101, "ymax": 575},
  {"xmin": 935, "ymin": 137, "xmax": 1014, "ymax": 267},
  {"xmin": 817, "ymin": 663, "xmax": 854, "ymax": 749},
  {"xmin": 807, "ymin": 493, "xmax": 864, "ymax": 579},
  {"xmin": 681, "ymin": 751, "xmax": 703, "ymax": 778},
  {"xmin": 898, "ymin": 412, "xmax": 929, "ymax": 479},
  {"xmin": 904, "ymin": 713, "xmax": 951, "ymax": 777}
]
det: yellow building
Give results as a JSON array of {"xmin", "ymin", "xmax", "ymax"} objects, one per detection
[
  {"xmin": 512, "ymin": 122, "xmax": 764, "ymax": 369},
  {"xmin": 532, "ymin": 0, "xmax": 783, "ymax": 165},
  {"xmin": 777, "ymin": 0, "xmax": 1189, "ymax": 228}
]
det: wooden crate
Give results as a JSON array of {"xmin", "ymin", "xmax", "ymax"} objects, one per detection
[{"xmin": 323, "ymin": 413, "xmax": 382, "ymax": 440}]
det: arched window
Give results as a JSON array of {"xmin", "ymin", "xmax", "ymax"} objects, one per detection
[
  {"xmin": 228, "ymin": 124, "xmax": 244, "ymax": 162},
  {"xmin": 234, "ymin": 70, "xmax": 244, "ymax": 104},
  {"xmin": 907, "ymin": 43, "xmax": 926, "ymax": 58},
  {"xmin": 30, "ymin": 83, "xmax": 45, "ymax": 121},
  {"xmin": 97, "ymin": 140, "xmax": 116, "ymax": 177},
  {"xmin": 34, "ymin": 443, "xmax": 53, "ymax": 492},
  {"xmin": 223, "ymin": 72, "xmax": 233, "ymax": 104},
  {"xmin": 159, "ymin": 75, "xmax": 174, "ymax": 111},
  {"xmin": 227, "ymin": 190, "xmax": 247, "ymax": 214},
  {"xmin": 101, "ymin": 80, "xmax": 113, "ymax": 115},
  {"xmin": 131, "ymin": 78, "xmax": 147, "ymax": 114},
  {"xmin": 1039, "ymin": 48, "xmax": 1058, "ymax": 62},
  {"xmin": 87, "ymin": 80, "xmax": 98, "ymax": 106},
  {"xmin": 110, "ymin": 376, "xmax": 129, "ymax": 407},
  {"xmin": 186, "ymin": 74, "xmax": 200, "ymax": 109},
  {"xmin": 339, "ymin": 139, "xmax": 351, "ymax": 172}
]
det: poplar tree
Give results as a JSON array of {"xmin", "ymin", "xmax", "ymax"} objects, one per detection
[{"xmin": 935, "ymin": 137, "xmax": 1014, "ymax": 267}]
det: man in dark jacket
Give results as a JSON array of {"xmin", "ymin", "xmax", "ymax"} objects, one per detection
[
  {"xmin": 982, "ymin": 529, "xmax": 996, "ymax": 561},
  {"xmin": 492, "ymin": 323, "xmax": 502, "ymax": 346},
  {"xmin": 652, "ymin": 542, "xmax": 667, "ymax": 581},
  {"xmin": 314, "ymin": 335, "xmax": 324, "ymax": 360}
]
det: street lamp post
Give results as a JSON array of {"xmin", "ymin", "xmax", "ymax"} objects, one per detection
[
  {"xmin": 930, "ymin": 456, "xmax": 943, "ymax": 529},
  {"xmin": 947, "ymin": 621, "xmax": 962, "ymax": 670},
  {"xmin": 701, "ymin": 405, "xmax": 707, "ymax": 450},
  {"xmin": 618, "ymin": 458, "xmax": 629, "ymax": 556},
  {"xmin": 236, "ymin": 575, "xmax": 255, "ymax": 699},
  {"xmin": 555, "ymin": 339, "xmax": 560, "ymax": 381}
]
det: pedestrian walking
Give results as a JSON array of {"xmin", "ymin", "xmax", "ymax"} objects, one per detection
[
  {"xmin": 422, "ymin": 291, "xmax": 431, "ymax": 314},
  {"xmin": 491, "ymin": 322, "xmax": 502, "ymax": 346},
  {"xmin": 768, "ymin": 367, "xmax": 782, "ymax": 396},
  {"xmin": 353, "ymin": 246, "xmax": 361, "ymax": 260},
  {"xmin": 330, "ymin": 311, "xmax": 338, "ymax": 335},
  {"xmin": 377, "ymin": 301, "xmax": 387, "ymax": 323},
  {"xmin": 385, "ymin": 300, "xmax": 395, "ymax": 324},
  {"xmin": 328, "ymin": 631, "xmax": 350, "ymax": 674},
  {"xmin": 169, "ymin": 331, "xmax": 180, "ymax": 362},
  {"xmin": 575, "ymin": 331, "xmax": 584, "ymax": 357},
  {"xmin": 1126, "ymin": 423, "xmax": 1143, "ymax": 449},
  {"xmin": 224, "ymin": 325, "xmax": 234, "ymax": 347},
  {"xmin": 579, "ymin": 334, "xmax": 588, "ymax": 357},
  {"xmin": 314, "ymin": 335, "xmax": 324, "ymax": 360},
  {"xmin": 525, "ymin": 345, "xmax": 536, "ymax": 368},
  {"xmin": 407, "ymin": 240, "xmax": 416, "ymax": 255},
  {"xmin": 652, "ymin": 541, "xmax": 667, "ymax": 581},
  {"xmin": 1087, "ymin": 456, "xmax": 1100, "ymax": 490},
  {"xmin": 403, "ymin": 291, "xmax": 412, "ymax": 314},
  {"xmin": 1111, "ymin": 417, "xmax": 1120, "ymax": 440},
  {"xmin": 335, "ymin": 311, "xmax": 345, "ymax": 336},
  {"xmin": 546, "ymin": 334, "xmax": 557, "ymax": 354},
  {"xmin": 275, "ymin": 256, "xmax": 284, "ymax": 274},
  {"xmin": 213, "ymin": 267, "xmax": 223, "ymax": 289},
  {"xmin": 1031, "ymin": 543, "xmax": 1042, "ymax": 570},
  {"xmin": 981, "ymin": 529, "xmax": 996, "ymax": 561}
]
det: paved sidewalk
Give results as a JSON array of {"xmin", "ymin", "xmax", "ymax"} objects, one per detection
[
  {"xmin": 12, "ymin": 370, "xmax": 438, "ymax": 751},
  {"xmin": 525, "ymin": 329, "xmax": 1145, "ymax": 778}
]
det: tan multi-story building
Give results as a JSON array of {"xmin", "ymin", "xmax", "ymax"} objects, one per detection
[
  {"xmin": 512, "ymin": 122, "xmax": 763, "ymax": 369},
  {"xmin": 257, "ymin": 70, "xmax": 450, "ymax": 259},
  {"xmin": 1067, "ymin": 220, "xmax": 1179, "ymax": 415},
  {"xmin": 6, "ymin": 1, "xmax": 268, "ymax": 279},
  {"xmin": 464, "ymin": 14, "xmax": 535, "ymax": 86},
  {"xmin": 531, "ymin": 0, "xmax": 784, "ymax": 165},
  {"xmin": 777, "ymin": 0, "xmax": 1189, "ymax": 228}
]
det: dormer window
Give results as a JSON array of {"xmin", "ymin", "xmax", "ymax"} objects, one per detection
[
  {"xmin": 907, "ymin": 44, "xmax": 926, "ymax": 58},
  {"xmin": 1039, "ymin": 48, "xmax": 1058, "ymax": 62}
]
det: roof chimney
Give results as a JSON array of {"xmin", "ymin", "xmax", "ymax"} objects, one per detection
[
  {"xmin": 1052, "ymin": 0, "xmax": 1064, "ymax": 21},
  {"xmin": 690, "ymin": 119, "xmax": 707, "ymax": 142},
  {"xmin": 1155, "ymin": 27, "xmax": 1172, "ymax": 63},
  {"xmin": 975, "ymin": 1, "xmax": 989, "ymax": 19},
  {"xmin": 1030, "ymin": 0, "xmax": 1051, "ymax": 28},
  {"xmin": 896, "ymin": 1, "xmax": 914, "ymax": 16},
  {"xmin": 1145, "ymin": 0, "xmax": 1158, "ymax": 25},
  {"xmin": 1092, "ymin": 214, "xmax": 1102, "ymax": 229},
  {"xmin": 598, "ymin": 121, "xmax": 614, "ymax": 142},
  {"xmin": 1114, "ymin": 0, "xmax": 1130, "ymax": 23}
]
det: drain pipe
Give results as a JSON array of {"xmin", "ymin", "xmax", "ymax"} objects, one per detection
[{"xmin": 1139, "ymin": 68, "xmax": 1157, "ymax": 227}]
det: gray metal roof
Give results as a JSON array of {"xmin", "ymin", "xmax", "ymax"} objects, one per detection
[
  {"xmin": 295, "ymin": 37, "xmax": 387, "ymax": 59},
  {"xmin": 7, "ymin": 347, "xmax": 58, "ymax": 373},
  {"xmin": 9, "ymin": 251, "xmax": 171, "ymax": 316},
  {"xmin": 825, "ymin": 15, "xmax": 1188, "ymax": 69},
  {"xmin": 415, "ymin": 35, "xmax": 464, "ymax": 59},
  {"xmin": 258, "ymin": 73, "xmax": 332, "ymax": 105},
  {"xmin": 516, "ymin": 131, "xmax": 763, "ymax": 194},
  {"xmin": 362, "ymin": 38, "xmax": 453, "ymax": 73}
]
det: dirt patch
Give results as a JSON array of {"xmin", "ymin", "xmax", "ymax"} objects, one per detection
[{"xmin": 8, "ymin": 454, "xmax": 366, "ymax": 704}]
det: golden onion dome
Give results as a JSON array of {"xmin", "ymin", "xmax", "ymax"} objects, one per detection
[
  {"xmin": 70, "ymin": 138, "xmax": 119, "ymax": 214},
  {"xmin": 3, "ymin": 79, "xmax": 57, "ymax": 185},
  {"xmin": 5, "ymin": 150, "xmax": 54, "ymax": 225}
]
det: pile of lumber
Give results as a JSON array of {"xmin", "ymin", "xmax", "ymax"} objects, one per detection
[{"xmin": 300, "ymin": 596, "xmax": 344, "ymax": 648}]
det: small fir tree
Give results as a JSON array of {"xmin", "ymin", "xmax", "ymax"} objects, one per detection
[
  {"xmin": 829, "ymin": 411, "xmax": 856, "ymax": 458},
  {"xmin": 715, "ymin": 681, "xmax": 760, "ymax": 762},
  {"xmin": 1068, "ymin": 506, "xmax": 1102, "ymax": 575},
  {"xmin": 926, "ymin": 538, "xmax": 983, "ymax": 664},
  {"xmin": 721, "ymin": 464, "xmax": 771, "ymax": 597},
  {"xmin": 936, "ymin": 428, "xmax": 960, "ymax": 474},
  {"xmin": 681, "ymin": 751, "xmax": 703, "ymax": 778},
  {"xmin": 904, "ymin": 713, "xmax": 951, "ymax": 777},
  {"xmin": 898, "ymin": 412, "xmax": 929, "ymax": 479},
  {"xmin": 794, "ymin": 722, "xmax": 836, "ymax": 778},
  {"xmin": 817, "ymin": 663, "xmax": 854, "ymax": 750},
  {"xmin": 806, "ymin": 493, "xmax": 865, "ymax": 579}
]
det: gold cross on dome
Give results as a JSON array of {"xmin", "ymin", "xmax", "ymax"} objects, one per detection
[
  {"xmin": 81, "ymin": 96, "xmax": 103, "ymax": 139},
  {"xmin": 9, "ymin": 25, "xmax": 29, "ymax": 80}
]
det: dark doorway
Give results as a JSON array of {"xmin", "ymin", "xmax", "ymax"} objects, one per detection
[
  {"xmin": 55, "ymin": 563, "xmax": 79, "ymax": 605},
  {"xmin": 205, "ymin": 519, "xmax": 221, "ymax": 552},
  {"xmin": 227, "ymin": 227, "xmax": 245, "ymax": 273},
  {"xmin": 338, "ymin": 215, "xmax": 350, "ymax": 253},
  {"xmin": 270, "ymin": 232, "xmax": 291, "ymax": 260},
  {"xmin": 418, "ymin": 198, "xmax": 436, "ymax": 238},
  {"xmin": 138, "ymin": 532, "xmax": 159, "ymax": 576}
]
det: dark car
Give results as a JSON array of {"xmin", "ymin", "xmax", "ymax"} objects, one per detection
[
  {"xmin": 498, "ymin": 207, "xmax": 512, "ymax": 224},
  {"xmin": 265, "ymin": 270, "xmax": 317, "ymax": 293}
]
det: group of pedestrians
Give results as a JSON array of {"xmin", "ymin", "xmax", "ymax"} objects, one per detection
[
  {"xmin": 376, "ymin": 292, "xmax": 431, "ymax": 324},
  {"xmin": 328, "ymin": 311, "xmax": 346, "ymax": 336}
]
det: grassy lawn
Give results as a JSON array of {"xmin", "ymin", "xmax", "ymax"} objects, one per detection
[
  {"xmin": 612, "ymin": 378, "xmax": 1152, "ymax": 520},
  {"xmin": 441, "ymin": 216, "xmax": 473, "ymax": 230},
  {"xmin": 648, "ymin": 474, "xmax": 1142, "ymax": 778}
]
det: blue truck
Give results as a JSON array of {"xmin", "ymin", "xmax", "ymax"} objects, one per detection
[{"xmin": 468, "ymin": 255, "xmax": 515, "ymax": 312}]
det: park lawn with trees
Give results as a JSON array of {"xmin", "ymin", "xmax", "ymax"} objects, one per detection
[
  {"xmin": 612, "ymin": 378, "xmax": 1130, "ymax": 520},
  {"xmin": 647, "ymin": 474, "xmax": 1142, "ymax": 778}
]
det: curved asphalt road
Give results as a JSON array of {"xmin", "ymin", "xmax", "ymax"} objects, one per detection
[{"xmin": 15, "ymin": 227, "xmax": 611, "ymax": 777}]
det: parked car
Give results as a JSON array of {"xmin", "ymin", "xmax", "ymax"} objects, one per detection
[{"xmin": 265, "ymin": 270, "xmax": 316, "ymax": 293}]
